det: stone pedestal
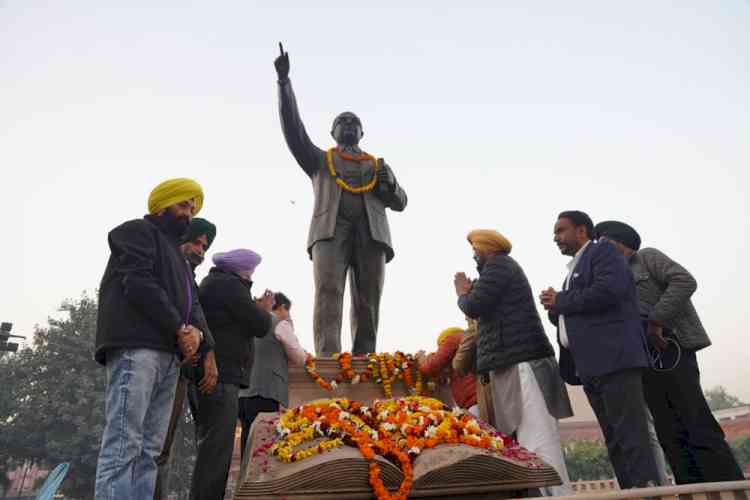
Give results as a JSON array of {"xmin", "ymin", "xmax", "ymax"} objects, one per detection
[{"xmin": 287, "ymin": 357, "xmax": 454, "ymax": 408}]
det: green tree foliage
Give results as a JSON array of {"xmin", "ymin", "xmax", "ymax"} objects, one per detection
[
  {"xmin": 704, "ymin": 385, "xmax": 745, "ymax": 411},
  {"xmin": 0, "ymin": 295, "xmax": 199, "ymax": 499},
  {"xmin": 0, "ymin": 295, "xmax": 105, "ymax": 499},
  {"xmin": 563, "ymin": 439, "xmax": 615, "ymax": 481},
  {"xmin": 731, "ymin": 435, "xmax": 750, "ymax": 473}
]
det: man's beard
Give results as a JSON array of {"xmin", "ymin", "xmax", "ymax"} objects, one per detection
[
  {"xmin": 474, "ymin": 255, "xmax": 487, "ymax": 272},
  {"xmin": 184, "ymin": 251, "xmax": 204, "ymax": 269},
  {"xmin": 162, "ymin": 210, "xmax": 190, "ymax": 239}
]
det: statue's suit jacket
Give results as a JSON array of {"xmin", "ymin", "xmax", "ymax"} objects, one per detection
[{"xmin": 278, "ymin": 79, "xmax": 407, "ymax": 263}]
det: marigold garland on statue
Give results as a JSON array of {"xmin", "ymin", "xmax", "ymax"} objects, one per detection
[
  {"xmin": 334, "ymin": 351, "xmax": 372, "ymax": 384},
  {"xmin": 326, "ymin": 147, "xmax": 380, "ymax": 193},
  {"xmin": 268, "ymin": 397, "xmax": 525, "ymax": 500},
  {"xmin": 305, "ymin": 351, "xmax": 427, "ymax": 397}
]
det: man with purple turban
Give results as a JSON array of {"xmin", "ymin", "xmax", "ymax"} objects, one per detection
[
  {"xmin": 189, "ymin": 249, "xmax": 273, "ymax": 500},
  {"xmin": 95, "ymin": 178, "xmax": 214, "ymax": 500}
]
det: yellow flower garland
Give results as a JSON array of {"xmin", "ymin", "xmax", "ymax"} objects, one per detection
[
  {"xmin": 326, "ymin": 148, "xmax": 380, "ymax": 194},
  {"xmin": 304, "ymin": 352, "xmax": 428, "ymax": 398}
]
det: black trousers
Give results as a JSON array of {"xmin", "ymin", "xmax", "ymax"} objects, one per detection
[
  {"xmin": 188, "ymin": 382, "xmax": 239, "ymax": 500},
  {"xmin": 643, "ymin": 348, "xmax": 744, "ymax": 484},
  {"xmin": 238, "ymin": 396, "xmax": 280, "ymax": 462},
  {"xmin": 583, "ymin": 368, "xmax": 660, "ymax": 489}
]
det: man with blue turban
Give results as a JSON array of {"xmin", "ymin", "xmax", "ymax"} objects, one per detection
[
  {"xmin": 154, "ymin": 216, "xmax": 219, "ymax": 500},
  {"xmin": 189, "ymin": 248, "xmax": 273, "ymax": 500}
]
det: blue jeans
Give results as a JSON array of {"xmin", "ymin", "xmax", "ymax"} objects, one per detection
[{"xmin": 94, "ymin": 348, "xmax": 179, "ymax": 500}]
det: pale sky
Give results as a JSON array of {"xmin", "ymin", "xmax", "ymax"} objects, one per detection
[{"xmin": 2, "ymin": 2, "xmax": 749, "ymax": 399}]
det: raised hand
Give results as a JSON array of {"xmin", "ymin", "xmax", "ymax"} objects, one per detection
[
  {"xmin": 274, "ymin": 42, "xmax": 290, "ymax": 80},
  {"xmin": 539, "ymin": 287, "xmax": 557, "ymax": 310},
  {"xmin": 454, "ymin": 272, "xmax": 472, "ymax": 296},
  {"xmin": 255, "ymin": 289, "xmax": 274, "ymax": 312}
]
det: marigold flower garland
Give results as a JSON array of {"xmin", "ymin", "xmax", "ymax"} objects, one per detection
[
  {"xmin": 334, "ymin": 352, "xmax": 372, "ymax": 384},
  {"xmin": 304, "ymin": 353, "xmax": 333, "ymax": 390},
  {"xmin": 326, "ymin": 147, "xmax": 380, "ymax": 194},
  {"xmin": 306, "ymin": 351, "xmax": 427, "ymax": 398},
  {"xmin": 268, "ymin": 397, "xmax": 526, "ymax": 500}
]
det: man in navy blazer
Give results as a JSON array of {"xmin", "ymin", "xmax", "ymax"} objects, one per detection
[{"xmin": 540, "ymin": 210, "xmax": 659, "ymax": 489}]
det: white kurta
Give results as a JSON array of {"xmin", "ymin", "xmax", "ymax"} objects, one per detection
[{"xmin": 490, "ymin": 362, "xmax": 572, "ymax": 496}]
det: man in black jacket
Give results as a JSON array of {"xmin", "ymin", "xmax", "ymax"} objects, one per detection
[
  {"xmin": 455, "ymin": 229, "xmax": 573, "ymax": 497},
  {"xmin": 154, "ymin": 217, "xmax": 219, "ymax": 500},
  {"xmin": 94, "ymin": 178, "xmax": 215, "ymax": 500},
  {"xmin": 190, "ymin": 248, "xmax": 272, "ymax": 500}
]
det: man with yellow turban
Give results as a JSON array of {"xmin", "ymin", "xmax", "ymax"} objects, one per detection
[
  {"xmin": 454, "ymin": 229, "xmax": 573, "ymax": 497},
  {"xmin": 147, "ymin": 177, "xmax": 205, "ymax": 217},
  {"xmin": 94, "ymin": 178, "xmax": 214, "ymax": 500}
]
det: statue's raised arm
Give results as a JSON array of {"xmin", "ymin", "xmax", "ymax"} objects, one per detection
[{"xmin": 275, "ymin": 43, "xmax": 323, "ymax": 178}]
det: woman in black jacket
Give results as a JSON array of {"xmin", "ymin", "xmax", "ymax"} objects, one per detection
[{"xmin": 189, "ymin": 249, "xmax": 272, "ymax": 500}]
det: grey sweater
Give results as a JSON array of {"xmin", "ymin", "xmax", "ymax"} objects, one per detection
[{"xmin": 630, "ymin": 248, "xmax": 711, "ymax": 351}]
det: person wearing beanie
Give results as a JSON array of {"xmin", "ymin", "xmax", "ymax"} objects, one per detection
[
  {"xmin": 456, "ymin": 228, "xmax": 573, "ymax": 496},
  {"xmin": 540, "ymin": 211, "xmax": 660, "ymax": 489},
  {"xmin": 595, "ymin": 221, "xmax": 743, "ymax": 485},
  {"xmin": 95, "ymin": 178, "xmax": 214, "ymax": 500},
  {"xmin": 415, "ymin": 327, "xmax": 478, "ymax": 414},
  {"xmin": 189, "ymin": 249, "xmax": 273, "ymax": 500},
  {"xmin": 154, "ymin": 216, "xmax": 219, "ymax": 500}
]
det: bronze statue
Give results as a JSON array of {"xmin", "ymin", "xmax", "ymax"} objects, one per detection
[{"xmin": 274, "ymin": 43, "xmax": 407, "ymax": 355}]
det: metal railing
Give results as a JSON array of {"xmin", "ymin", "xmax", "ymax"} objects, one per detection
[{"xmin": 532, "ymin": 479, "xmax": 750, "ymax": 500}]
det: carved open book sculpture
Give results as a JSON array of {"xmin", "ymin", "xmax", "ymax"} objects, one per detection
[
  {"xmin": 235, "ymin": 407, "xmax": 560, "ymax": 499},
  {"xmin": 233, "ymin": 356, "xmax": 561, "ymax": 499}
]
